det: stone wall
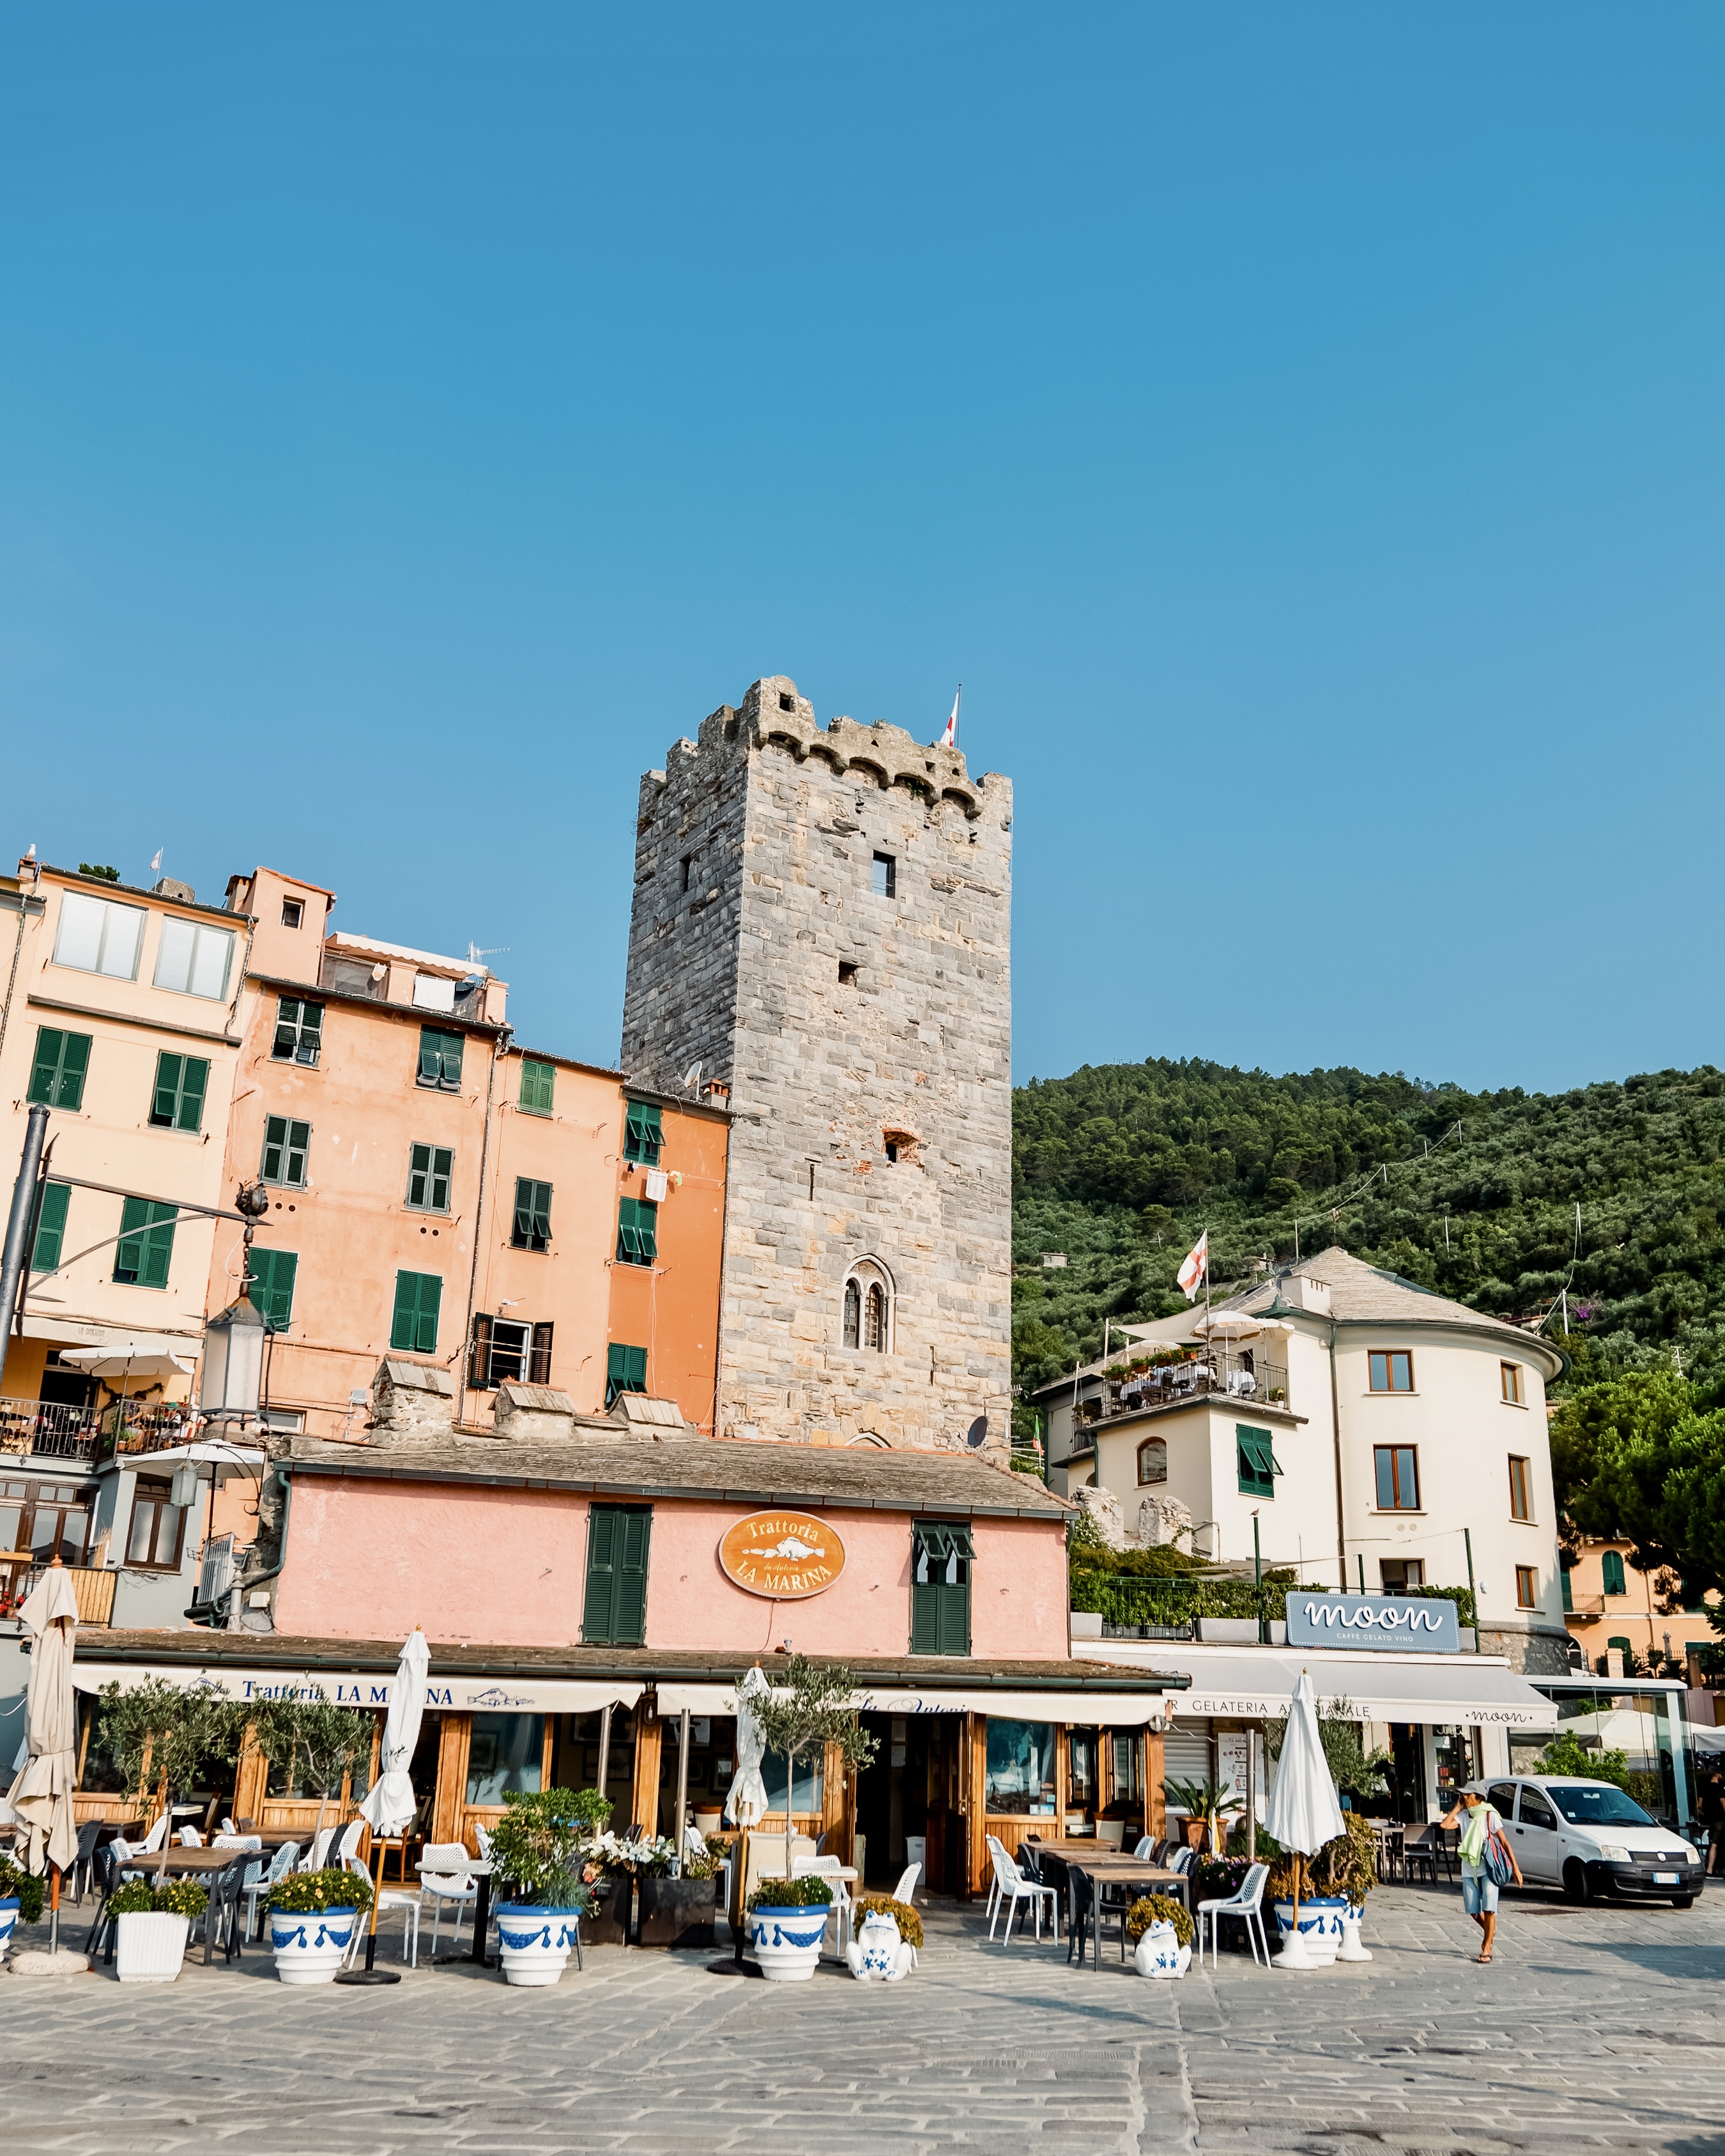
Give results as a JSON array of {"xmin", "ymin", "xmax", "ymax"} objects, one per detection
[{"xmin": 621, "ymin": 676, "xmax": 1013, "ymax": 1456}]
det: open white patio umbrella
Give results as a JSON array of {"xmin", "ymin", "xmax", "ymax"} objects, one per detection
[
  {"xmin": 1192, "ymin": 1310, "xmax": 1262, "ymax": 1338},
  {"xmin": 724, "ymin": 1665, "xmax": 770, "ymax": 1828},
  {"xmin": 7, "ymin": 1562, "xmax": 80, "ymax": 1947},
  {"xmin": 1264, "ymin": 1668, "xmax": 1346, "ymax": 1971},
  {"xmin": 56, "ymin": 1347, "xmax": 196, "ymax": 1379}
]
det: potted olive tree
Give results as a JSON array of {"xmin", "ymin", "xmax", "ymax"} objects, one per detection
[
  {"xmin": 489, "ymin": 1787, "xmax": 597, "ymax": 1985},
  {"xmin": 745, "ymin": 1655, "xmax": 878, "ymax": 1979}
]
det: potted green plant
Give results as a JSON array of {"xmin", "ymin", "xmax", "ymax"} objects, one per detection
[
  {"xmin": 744, "ymin": 1874, "xmax": 834, "ymax": 1982},
  {"xmin": 109, "ymin": 1876, "xmax": 210, "ymax": 1984},
  {"xmin": 0, "ymin": 1855, "xmax": 46, "ymax": 1962},
  {"xmin": 266, "ymin": 1866, "xmax": 373, "ymax": 1984},
  {"xmin": 487, "ymin": 1787, "xmax": 597, "ymax": 1985},
  {"xmin": 1126, "ymin": 1891, "xmax": 1193, "ymax": 1979},
  {"xmin": 638, "ymin": 1835, "xmax": 723, "ymax": 1950}
]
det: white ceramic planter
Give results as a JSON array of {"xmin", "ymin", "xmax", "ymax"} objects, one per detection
[
  {"xmin": 116, "ymin": 1911, "xmax": 190, "ymax": 1984},
  {"xmin": 749, "ymin": 1903, "xmax": 829, "ymax": 1981},
  {"xmin": 1133, "ymin": 1920, "xmax": 1191, "ymax": 1979},
  {"xmin": 0, "ymin": 1895, "xmax": 19, "ymax": 1961},
  {"xmin": 495, "ymin": 1904, "xmax": 581, "ymax": 1987},
  {"xmin": 270, "ymin": 1906, "xmax": 360, "ymax": 1984},
  {"xmin": 845, "ymin": 1911, "xmax": 914, "ymax": 1982},
  {"xmin": 1272, "ymin": 1896, "xmax": 1347, "ymax": 1965}
]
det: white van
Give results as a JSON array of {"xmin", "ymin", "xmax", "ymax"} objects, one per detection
[{"xmin": 1467, "ymin": 1775, "xmax": 1703, "ymax": 1907}]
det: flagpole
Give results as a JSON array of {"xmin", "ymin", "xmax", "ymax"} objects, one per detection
[{"xmin": 1204, "ymin": 1224, "xmax": 1211, "ymax": 1378}]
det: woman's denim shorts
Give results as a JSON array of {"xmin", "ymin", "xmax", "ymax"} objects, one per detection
[{"xmin": 1462, "ymin": 1872, "xmax": 1499, "ymax": 1916}]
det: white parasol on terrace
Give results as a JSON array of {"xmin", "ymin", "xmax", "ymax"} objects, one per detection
[
  {"xmin": 1264, "ymin": 1668, "xmax": 1346, "ymax": 1971},
  {"xmin": 724, "ymin": 1665, "xmax": 770, "ymax": 1828},
  {"xmin": 56, "ymin": 1347, "xmax": 195, "ymax": 1379},
  {"xmin": 1192, "ymin": 1310, "xmax": 1263, "ymax": 1339},
  {"xmin": 356, "ymin": 1628, "xmax": 429, "ymax": 1839}
]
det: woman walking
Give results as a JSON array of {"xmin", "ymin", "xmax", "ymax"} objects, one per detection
[{"xmin": 1438, "ymin": 1785, "xmax": 1521, "ymax": 1963}]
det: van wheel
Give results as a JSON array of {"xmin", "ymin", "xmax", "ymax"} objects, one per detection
[
  {"xmin": 1672, "ymin": 1895, "xmax": 1694, "ymax": 1909},
  {"xmin": 1562, "ymin": 1860, "xmax": 1590, "ymax": 1904}
]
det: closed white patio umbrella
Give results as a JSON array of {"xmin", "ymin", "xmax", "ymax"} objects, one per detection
[
  {"xmin": 724, "ymin": 1665, "xmax": 770, "ymax": 1828},
  {"xmin": 1264, "ymin": 1668, "xmax": 1346, "ymax": 1972},
  {"xmin": 8, "ymin": 1561, "xmax": 80, "ymax": 1950},
  {"xmin": 342, "ymin": 1628, "xmax": 429, "ymax": 1986}
]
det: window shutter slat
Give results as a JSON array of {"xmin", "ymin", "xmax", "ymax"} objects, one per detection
[
  {"xmin": 583, "ymin": 1506, "xmax": 619, "ymax": 1642},
  {"xmin": 177, "ymin": 1057, "xmax": 209, "ymax": 1132},
  {"xmin": 59, "ymin": 1030, "xmax": 91, "ymax": 1106},
  {"xmin": 28, "ymin": 1028, "xmax": 63, "ymax": 1105},
  {"xmin": 615, "ymin": 1508, "xmax": 650, "ymax": 1644},
  {"xmin": 152, "ymin": 1052, "xmax": 183, "ymax": 1125},
  {"xmin": 529, "ymin": 1322, "xmax": 553, "ymax": 1384},
  {"xmin": 30, "ymin": 1181, "xmax": 70, "ymax": 1273}
]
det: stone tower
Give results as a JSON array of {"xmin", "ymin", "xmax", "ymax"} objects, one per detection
[{"xmin": 621, "ymin": 676, "xmax": 1013, "ymax": 1456}]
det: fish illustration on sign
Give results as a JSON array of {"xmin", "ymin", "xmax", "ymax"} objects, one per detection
[{"xmin": 744, "ymin": 1534, "xmax": 824, "ymax": 1561}]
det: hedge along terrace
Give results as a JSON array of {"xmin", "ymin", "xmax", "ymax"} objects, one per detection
[{"xmin": 1068, "ymin": 1524, "xmax": 1477, "ymax": 1632}]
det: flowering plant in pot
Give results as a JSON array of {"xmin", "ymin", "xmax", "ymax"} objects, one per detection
[
  {"xmin": 266, "ymin": 1865, "xmax": 373, "ymax": 1985},
  {"xmin": 107, "ymin": 1875, "xmax": 210, "ymax": 1984},
  {"xmin": 489, "ymin": 1787, "xmax": 599, "ymax": 1987},
  {"xmin": 0, "ymin": 1855, "xmax": 46, "ymax": 1960},
  {"xmin": 745, "ymin": 1875, "xmax": 834, "ymax": 1982}
]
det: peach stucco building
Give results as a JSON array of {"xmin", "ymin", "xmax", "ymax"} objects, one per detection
[{"xmin": 211, "ymin": 865, "xmax": 729, "ymax": 1437}]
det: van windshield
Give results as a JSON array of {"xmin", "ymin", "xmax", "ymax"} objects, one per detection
[{"xmin": 1546, "ymin": 1784, "xmax": 1654, "ymax": 1827}]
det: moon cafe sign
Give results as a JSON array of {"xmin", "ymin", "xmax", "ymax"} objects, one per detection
[{"xmin": 718, "ymin": 1510, "xmax": 846, "ymax": 1600}]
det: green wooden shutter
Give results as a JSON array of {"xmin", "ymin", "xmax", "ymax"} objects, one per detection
[
  {"xmin": 911, "ymin": 1524, "xmax": 972, "ymax": 1656},
  {"xmin": 1236, "ymin": 1426, "xmax": 1281, "ymax": 1498},
  {"xmin": 28, "ymin": 1028, "xmax": 91, "ymax": 1110},
  {"xmin": 176, "ymin": 1057, "xmax": 208, "ymax": 1132},
  {"xmin": 583, "ymin": 1504, "xmax": 652, "ymax": 1644},
  {"xmin": 519, "ymin": 1058, "xmax": 555, "ymax": 1115},
  {"xmin": 247, "ymin": 1248, "xmax": 298, "ymax": 1330},
  {"xmin": 116, "ymin": 1198, "xmax": 177, "ymax": 1288},
  {"xmin": 624, "ymin": 1101, "xmax": 663, "ymax": 1163},
  {"xmin": 606, "ymin": 1343, "xmax": 648, "ymax": 1406},
  {"xmin": 418, "ymin": 1028, "xmax": 464, "ymax": 1090},
  {"xmin": 617, "ymin": 1197, "xmax": 658, "ymax": 1264},
  {"xmin": 151, "ymin": 1051, "xmax": 183, "ymax": 1126},
  {"xmin": 391, "ymin": 1270, "xmax": 442, "ymax": 1352},
  {"xmin": 29, "ymin": 1182, "xmax": 70, "ymax": 1273},
  {"xmin": 27, "ymin": 1028, "xmax": 63, "ymax": 1104},
  {"xmin": 512, "ymin": 1179, "xmax": 552, "ymax": 1250},
  {"xmin": 57, "ymin": 1028, "xmax": 91, "ymax": 1108}
]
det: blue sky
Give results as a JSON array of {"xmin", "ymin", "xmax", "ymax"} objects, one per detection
[{"xmin": 3, "ymin": 6, "xmax": 1721, "ymax": 1092}]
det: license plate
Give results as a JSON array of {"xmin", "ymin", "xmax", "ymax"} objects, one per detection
[{"xmin": 1653, "ymin": 1871, "xmax": 1679, "ymax": 1885}]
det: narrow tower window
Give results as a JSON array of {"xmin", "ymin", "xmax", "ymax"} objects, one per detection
[
  {"xmin": 871, "ymin": 853, "xmax": 896, "ymax": 899},
  {"xmin": 843, "ymin": 1280, "xmax": 861, "ymax": 1349}
]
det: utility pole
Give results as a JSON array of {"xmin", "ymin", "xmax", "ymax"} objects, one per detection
[{"xmin": 0, "ymin": 1102, "xmax": 50, "ymax": 1370}]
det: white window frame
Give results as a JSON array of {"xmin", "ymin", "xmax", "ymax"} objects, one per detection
[
  {"xmin": 52, "ymin": 891, "xmax": 145, "ymax": 981},
  {"xmin": 153, "ymin": 915, "xmax": 236, "ymax": 1000}
]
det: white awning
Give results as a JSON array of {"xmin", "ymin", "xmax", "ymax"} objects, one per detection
[
  {"xmin": 852, "ymin": 1686, "xmax": 1169, "ymax": 1727},
  {"xmin": 73, "ymin": 1661, "xmax": 643, "ymax": 1717},
  {"xmin": 1073, "ymin": 1643, "xmax": 1558, "ymax": 1729},
  {"xmin": 657, "ymin": 1683, "xmax": 740, "ymax": 1717}
]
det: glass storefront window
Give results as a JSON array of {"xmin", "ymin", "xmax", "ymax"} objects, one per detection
[
  {"xmin": 465, "ymin": 1712, "xmax": 546, "ymax": 1806},
  {"xmin": 985, "ymin": 1718, "xmax": 1056, "ymax": 1815},
  {"xmin": 762, "ymin": 1752, "xmax": 824, "ymax": 1814},
  {"xmin": 1432, "ymin": 1725, "xmax": 1471, "ymax": 1809},
  {"xmin": 1068, "ymin": 1728, "xmax": 1099, "ymax": 1810}
]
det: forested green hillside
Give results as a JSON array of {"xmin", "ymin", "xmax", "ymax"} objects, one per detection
[{"xmin": 1011, "ymin": 1057, "xmax": 1725, "ymax": 1401}]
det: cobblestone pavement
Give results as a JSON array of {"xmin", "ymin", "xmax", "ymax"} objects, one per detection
[{"xmin": 5, "ymin": 1882, "xmax": 1724, "ymax": 2155}]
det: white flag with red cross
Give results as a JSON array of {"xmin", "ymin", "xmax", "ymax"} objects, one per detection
[{"xmin": 1177, "ymin": 1231, "xmax": 1208, "ymax": 1302}]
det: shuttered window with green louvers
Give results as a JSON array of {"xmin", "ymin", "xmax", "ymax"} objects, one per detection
[
  {"xmin": 406, "ymin": 1143, "xmax": 454, "ymax": 1211},
  {"xmin": 417, "ymin": 1027, "xmax": 464, "ymax": 1091},
  {"xmin": 911, "ymin": 1522, "xmax": 973, "ymax": 1656},
  {"xmin": 150, "ymin": 1051, "xmax": 210, "ymax": 1132},
  {"xmin": 512, "ymin": 1179, "xmax": 553, "ymax": 1251},
  {"xmin": 27, "ymin": 1027, "xmax": 91, "ymax": 1111},
  {"xmin": 390, "ymin": 1270, "xmax": 442, "ymax": 1354},
  {"xmin": 519, "ymin": 1058, "xmax": 555, "ymax": 1115},
  {"xmin": 114, "ymin": 1198, "xmax": 178, "ymax": 1288},
  {"xmin": 30, "ymin": 1182, "xmax": 70, "ymax": 1274},
  {"xmin": 624, "ymin": 1100, "xmax": 663, "ymax": 1164},
  {"xmin": 606, "ymin": 1343, "xmax": 648, "ymax": 1407},
  {"xmin": 583, "ymin": 1504, "xmax": 652, "ymax": 1644},
  {"xmin": 616, "ymin": 1196, "xmax": 657, "ymax": 1265},
  {"xmin": 1236, "ymin": 1426, "xmax": 1282, "ymax": 1499},
  {"xmin": 261, "ymin": 1115, "xmax": 310, "ymax": 1187},
  {"xmin": 247, "ymin": 1248, "xmax": 299, "ymax": 1331}
]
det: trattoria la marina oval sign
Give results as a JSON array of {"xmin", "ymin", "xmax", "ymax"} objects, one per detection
[{"xmin": 719, "ymin": 1510, "xmax": 846, "ymax": 1600}]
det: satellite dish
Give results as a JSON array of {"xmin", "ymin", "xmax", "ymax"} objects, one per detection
[
  {"xmin": 965, "ymin": 1416, "xmax": 988, "ymax": 1449},
  {"xmin": 682, "ymin": 1061, "xmax": 702, "ymax": 1092}
]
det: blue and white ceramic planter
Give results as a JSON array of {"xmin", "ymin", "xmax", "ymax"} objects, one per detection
[
  {"xmin": 271, "ymin": 1906, "xmax": 360, "ymax": 1984},
  {"xmin": 0, "ymin": 1895, "xmax": 19, "ymax": 1961},
  {"xmin": 749, "ymin": 1902, "xmax": 829, "ymax": 1982},
  {"xmin": 1271, "ymin": 1896, "xmax": 1347, "ymax": 1965},
  {"xmin": 1133, "ymin": 1919, "xmax": 1191, "ymax": 1980},
  {"xmin": 496, "ymin": 1904, "xmax": 582, "ymax": 1987}
]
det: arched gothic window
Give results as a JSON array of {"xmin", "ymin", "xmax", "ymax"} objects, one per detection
[
  {"xmin": 840, "ymin": 1257, "xmax": 894, "ymax": 1354},
  {"xmin": 1137, "ymin": 1438, "xmax": 1167, "ymax": 1486}
]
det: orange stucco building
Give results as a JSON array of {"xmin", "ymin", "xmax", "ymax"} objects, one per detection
[{"xmin": 210, "ymin": 865, "xmax": 729, "ymax": 1438}]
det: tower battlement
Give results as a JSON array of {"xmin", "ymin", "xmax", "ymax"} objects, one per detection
[{"xmin": 622, "ymin": 675, "xmax": 1013, "ymax": 1459}]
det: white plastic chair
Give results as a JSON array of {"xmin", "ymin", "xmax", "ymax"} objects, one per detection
[
  {"xmin": 417, "ymin": 1840, "xmax": 479, "ymax": 1954},
  {"xmin": 177, "ymin": 1826, "xmax": 204, "ymax": 1846},
  {"xmin": 333, "ymin": 1819, "xmax": 365, "ymax": 1867},
  {"xmin": 138, "ymin": 1813, "xmax": 170, "ymax": 1854},
  {"xmin": 1167, "ymin": 1845, "xmax": 1195, "ymax": 1876},
  {"xmin": 473, "ymin": 1822, "xmax": 494, "ymax": 1861},
  {"xmin": 1195, "ymin": 1860, "xmax": 1270, "ymax": 1968},
  {"xmin": 807, "ymin": 1855, "xmax": 853, "ymax": 1957},
  {"xmin": 983, "ymin": 1835, "xmax": 1008, "ymax": 1922},
  {"xmin": 1132, "ymin": 1836, "xmax": 1158, "ymax": 1860},
  {"xmin": 301, "ymin": 1826, "xmax": 335, "ymax": 1872},
  {"xmin": 986, "ymin": 1842, "xmax": 1059, "ymax": 1943},
  {"xmin": 891, "ymin": 1861, "xmax": 922, "ymax": 1906},
  {"xmin": 243, "ymin": 1842, "xmax": 298, "ymax": 1938}
]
